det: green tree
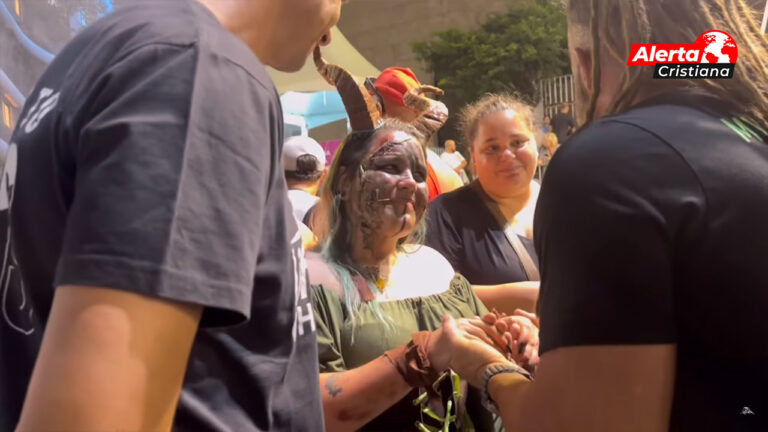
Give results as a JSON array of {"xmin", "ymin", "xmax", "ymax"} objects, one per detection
[{"xmin": 412, "ymin": 0, "xmax": 569, "ymax": 143}]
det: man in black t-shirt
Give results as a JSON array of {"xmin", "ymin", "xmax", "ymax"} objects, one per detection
[
  {"xmin": 0, "ymin": 1, "xmax": 343, "ymax": 430},
  {"xmin": 437, "ymin": 1, "xmax": 768, "ymax": 431}
]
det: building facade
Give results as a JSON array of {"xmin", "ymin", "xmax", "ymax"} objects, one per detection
[
  {"xmin": 339, "ymin": 0, "xmax": 767, "ymax": 86},
  {"xmin": 337, "ymin": 0, "xmax": 513, "ymax": 84}
]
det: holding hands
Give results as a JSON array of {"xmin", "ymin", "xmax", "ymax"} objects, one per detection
[
  {"xmin": 481, "ymin": 309, "xmax": 540, "ymax": 367},
  {"xmin": 426, "ymin": 309, "xmax": 540, "ymax": 387}
]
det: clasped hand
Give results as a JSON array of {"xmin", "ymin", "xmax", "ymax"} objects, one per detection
[{"xmin": 427, "ymin": 309, "xmax": 539, "ymax": 387}]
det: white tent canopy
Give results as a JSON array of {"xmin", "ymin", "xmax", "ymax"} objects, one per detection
[{"xmin": 267, "ymin": 26, "xmax": 380, "ymax": 94}]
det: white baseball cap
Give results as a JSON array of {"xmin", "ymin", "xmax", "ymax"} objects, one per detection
[{"xmin": 282, "ymin": 136, "xmax": 326, "ymax": 172}]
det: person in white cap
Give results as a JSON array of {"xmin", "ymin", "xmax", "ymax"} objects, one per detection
[{"xmin": 283, "ymin": 135, "xmax": 328, "ymax": 223}]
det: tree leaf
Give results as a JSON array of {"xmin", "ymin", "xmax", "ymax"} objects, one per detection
[{"xmin": 411, "ymin": 0, "xmax": 569, "ymax": 144}]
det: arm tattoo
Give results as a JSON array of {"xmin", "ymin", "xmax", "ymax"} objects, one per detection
[{"xmin": 325, "ymin": 374, "xmax": 343, "ymax": 398}]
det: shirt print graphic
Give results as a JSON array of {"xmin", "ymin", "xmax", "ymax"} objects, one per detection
[
  {"xmin": 0, "ymin": 143, "xmax": 33, "ymax": 335},
  {"xmin": 290, "ymin": 230, "xmax": 316, "ymax": 341},
  {"xmin": 1, "ymin": 86, "xmax": 59, "ymax": 336},
  {"xmin": 19, "ymin": 88, "xmax": 61, "ymax": 134}
]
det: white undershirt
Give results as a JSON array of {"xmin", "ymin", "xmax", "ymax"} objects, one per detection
[{"xmin": 287, "ymin": 189, "xmax": 319, "ymax": 222}]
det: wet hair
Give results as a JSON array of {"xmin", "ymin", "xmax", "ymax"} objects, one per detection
[
  {"xmin": 284, "ymin": 154, "xmax": 324, "ymax": 183},
  {"xmin": 458, "ymin": 93, "xmax": 535, "ymax": 149},
  {"xmin": 566, "ymin": 0, "xmax": 768, "ymax": 130},
  {"xmin": 311, "ymin": 119, "xmax": 426, "ymax": 323}
]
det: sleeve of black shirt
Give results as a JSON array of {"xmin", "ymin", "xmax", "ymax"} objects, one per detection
[
  {"xmin": 535, "ymin": 120, "xmax": 706, "ymax": 353},
  {"xmin": 55, "ymin": 42, "xmax": 275, "ymax": 326}
]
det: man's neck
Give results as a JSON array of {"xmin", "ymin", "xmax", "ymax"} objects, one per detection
[{"xmin": 196, "ymin": 0, "xmax": 270, "ymax": 59}]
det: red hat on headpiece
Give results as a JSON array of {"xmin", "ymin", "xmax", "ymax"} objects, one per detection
[{"xmin": 374, "ymin": 67, "xmax": 421, "ymax": 107}]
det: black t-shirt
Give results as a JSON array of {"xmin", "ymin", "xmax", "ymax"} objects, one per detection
[
  {"xmin": 425, "ymin": 184, "xmax": 538, "ymax": 285},
  {"xmin": 550, "ymin": 112, "xmax": 576, "ymax": 143},
  {"xmin": 0, "ymin": 2, "xmax": 324, "ymax": 431},
  {"xmin": 536, "ymin": 93, "xmax": 768, "ymax": 431}
]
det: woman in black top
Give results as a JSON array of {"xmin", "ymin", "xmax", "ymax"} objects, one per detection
[{"xmin": 426, "ymin": 94, "xmax": 540, "ymax": 313}]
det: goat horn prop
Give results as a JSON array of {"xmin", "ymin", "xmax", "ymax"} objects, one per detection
[{"xmin": 314, "ymin": 46, "xmax": 381, "ymax": 131}]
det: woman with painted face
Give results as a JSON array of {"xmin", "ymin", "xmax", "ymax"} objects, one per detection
[
  {"xmin": 307, "ymin": 49, "xmax": 538, "ymax": 432},
  {"xmin": 426, "ymin": 94, "xmax": 541, "ymax": 314}
]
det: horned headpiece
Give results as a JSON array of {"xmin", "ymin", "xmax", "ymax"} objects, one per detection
[
  {"xmin": 314, "ymin": 46, "xmax": 382, "ymax": 131},
  {"xmin": 314, "ymin": 46, "xmax": 448, "ymax": 141},
  {"xmin": 403, "ymin": 85, "xmax": 449, "ymax": 143}
]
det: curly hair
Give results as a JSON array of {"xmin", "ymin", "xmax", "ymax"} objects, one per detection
[
  {"xmin": 543, "ymin": 132, "xmax": 559, "ymax": 149},
  {"xmin": 458, "ymin": 93, "xmax": 535, "ymax": 149}
]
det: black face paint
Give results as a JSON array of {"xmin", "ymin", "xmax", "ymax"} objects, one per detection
[{"xmin": 351, "ymin": 134, "xmax": 429, "ymax": 253}]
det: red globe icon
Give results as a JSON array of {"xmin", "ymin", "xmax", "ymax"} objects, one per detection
[{"xmin": 696, "ymin": 31, "xmax": 738, "ymax": 64}]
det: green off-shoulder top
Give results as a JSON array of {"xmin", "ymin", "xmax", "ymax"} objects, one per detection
[{"xmin": 312, "ymin": 273, "xmax": 500, "ymax": 431}]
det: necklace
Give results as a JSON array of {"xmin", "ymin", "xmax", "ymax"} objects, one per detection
[
  {"xmin": 375, "ymin": 277, "xmax": 387, "ymax": 292},
  {"xmin": 361, "ymin": 266, "xmax": 390, "ymax": 294},
  {"xmin": 358, "ymin": 254, "xmax": 397, "ymax": 296}
]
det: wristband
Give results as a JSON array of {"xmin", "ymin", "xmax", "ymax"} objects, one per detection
[
  {"xmin": 383, "ymin": 331, "xmax": 441, "ymax": 393},
  {"xmin": 480, "ymin": 362, "xmax": 533, "ymax": 415}
]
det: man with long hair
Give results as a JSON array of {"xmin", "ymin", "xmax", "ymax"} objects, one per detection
[{"xmin": 440, "ymin": 1, "xmax": 768, "ymax": 431}]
